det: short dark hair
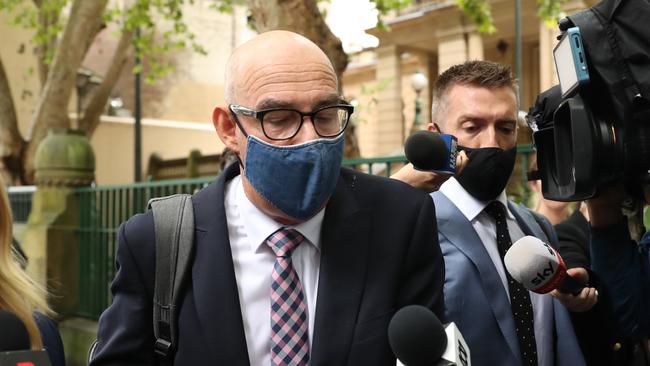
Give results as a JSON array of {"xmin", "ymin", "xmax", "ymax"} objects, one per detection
[{"xmin": 432, "ymin": 60, "xmax": 517, "ymax": 121}]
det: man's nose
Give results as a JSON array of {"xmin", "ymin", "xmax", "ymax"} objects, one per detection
[
  {"xmin": 480, "ymin": 128, "xmax": 500, "ymax": 148},
  {"xmin": 293, "ymin": 116, "xmax": 320, "ymax": 142}
]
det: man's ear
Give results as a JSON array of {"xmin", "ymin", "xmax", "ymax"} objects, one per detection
[
  {"xmin": 528, "ymin": 179, "xmax": 541, "ymax": 193},
  {"xmin": 428, "ymin": 122, "xmax": 442, "ymax": 133},
  {"xmin": 213, "ymin": 105, "xmax": 240, "ymax": 154}
]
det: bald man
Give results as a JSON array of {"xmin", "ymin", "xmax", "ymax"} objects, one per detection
[{"xmin": 90, "ymin": 31, "xmax": 444, "ymax": 366}]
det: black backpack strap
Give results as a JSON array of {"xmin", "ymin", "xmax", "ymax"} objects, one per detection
[{"xmin": 149, "ymin": 194, "xmax": 194, "ymax": 365}]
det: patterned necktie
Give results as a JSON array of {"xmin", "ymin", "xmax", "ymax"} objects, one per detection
[
  {"xmin": 484, "ymin": 201, "xmax": 538, "ymax": 366},
  {"xmin": 266, "ymin": 228, "xmax": 310, "ymax": 366}
]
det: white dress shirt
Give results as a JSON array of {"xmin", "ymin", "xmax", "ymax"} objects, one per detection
[
  {"xmin": 224, "ymin": 175, "xmax": 322, "ymax": 366},
  {"xmin": 440, "ymin": 177, "xmax": 554, "ymax": 366}
]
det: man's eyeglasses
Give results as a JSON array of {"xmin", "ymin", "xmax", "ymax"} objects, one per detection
[{"xmin": 229, "ymin": 104, "xmax": 354, "ymax": 141}]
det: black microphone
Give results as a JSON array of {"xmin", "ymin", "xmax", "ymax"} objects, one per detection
[
  {"xmin": 0, "ymin": 310, "xmax": 52, "ymax": 366},
  {"xmin": 504, "ymin": 236, "xmax": 587, "ymax": 295},
  {"xmin": 388, "ymin": 305, "xmax": 471, "ymax": 366},
  {"xmin": 405, "ymin": 131, "xmax": 459, "ymax": 174}
]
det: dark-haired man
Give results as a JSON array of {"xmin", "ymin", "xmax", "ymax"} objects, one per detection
[{"xmin": 395, "ymin": 60, "xmax": 585, "ymax": 366}]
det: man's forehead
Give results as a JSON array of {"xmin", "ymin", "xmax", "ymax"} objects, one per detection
[
  {"xmin": 231, "ymin": 31, "xmax": 335, "ymax": 76},
  {"xmin": 241, "ymin": 62, "xmax": 336, "ymax": 91},
  {"xmin": 256, "ymin": 93, "xmax": 342, "ymax": 110},
  {"xmin": 235, "ymin": 61, "xmax": 338, "ymax": 109},
  {"xmin": 447, "ymin": 83, "xmax": 517, "ymax": 102},
  {"xmin": 225, "ymin": 30, "xmax": 337, "ymax": 104},
  {"xmin": 446, "ymin": 84, "xmax": 516, "ymax": 111}
]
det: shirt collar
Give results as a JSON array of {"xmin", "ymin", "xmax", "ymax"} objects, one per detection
[
  {"xmin": 439, "ymin": 177, "xmax": 514, "ymax": 221},
  {"xmin": 233, "ymin": 175, "xmax": 324, "ymax": 254}
]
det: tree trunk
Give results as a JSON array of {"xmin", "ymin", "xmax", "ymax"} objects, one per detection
[
  {"xmin": 0, "ymin": 56, "xmax": 26, "ymax": 184},
  {"xmin": 246, "ymin": 0, "xmax": 360, "ymax": 158},
  {"xmin": 246, "ymin": 0, "xmax": 348, "ymax": 80},
  {"xmin": 23, "ymin": 0, "xmax": 109, "ymax": 183},
  {"xmin": 79, "ymin": 28, "xmax": 134, "ymax": 137},
  {"xmin": 33, "ymin": 0, "xmax": 62, "ymax": 86}
]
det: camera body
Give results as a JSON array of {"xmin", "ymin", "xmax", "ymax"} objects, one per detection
[{"xmin": 528, "ymin": 0, "xmax": 650, "ymax": 201}]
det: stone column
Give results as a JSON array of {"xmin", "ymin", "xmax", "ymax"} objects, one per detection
[
  {"xmin": 437, "ymin": 25, "xmax": 484, "ymax": 74},
  {"xmin": 22, "ymin": 128, "xmax": 95, "ymax": 316},
  {"xmin": 374, "ymin": 45, "xmax": 404, "ymax": 156},
  {"xmin": 468, "ymin": 32, "xmax": 484, "ymax": 61},
  {"xmin": 539, "ymin": 23, "xmax": 559, "ymax": 92},
  {"xmin": 415, "ymin": 52, "xmax": 434, "ymax": 131},
  {"xmin": 402, "ymin": 52, "xmax": 434, "ymax": 136},
  {"xmin": 539, "ymin": 0, "xmax": 590, "ymax": 92}
]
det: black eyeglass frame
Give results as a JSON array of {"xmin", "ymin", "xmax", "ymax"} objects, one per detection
[{"xmin": 228, "ymin": 103, "xmax": 354, "ymax": 141}]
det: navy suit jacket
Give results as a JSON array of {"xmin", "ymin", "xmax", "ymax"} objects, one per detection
[
  {"xmin": 431, "ymin": 192, "xmax": 585, "ymax": 366},
  {"xmin": 35, "ymin": 313, "xmax": 65, "ymax": 366},
  {"xmin": 90, "ymin": 164, "xmax": 445, "ymax": 365}
]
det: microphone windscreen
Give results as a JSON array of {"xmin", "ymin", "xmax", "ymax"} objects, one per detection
[
  {"xmin": 504, "ymin": 236, "xmax": 567, "ymax": 294},
  {"xmin": 388, "ymin": 305, "xmax": 447, "ymax": 366},
  {"xmin": 405, "ymin": 131, "xmax": 451, "ymax": 171},
  {"xmin": 0, "ymin": 310, "xmax": 30, "ymax": 352}
]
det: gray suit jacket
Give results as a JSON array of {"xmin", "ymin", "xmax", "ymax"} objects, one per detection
[{"xmin": 431, "ymin": 191, "xmax": 585, "ymax": 366}]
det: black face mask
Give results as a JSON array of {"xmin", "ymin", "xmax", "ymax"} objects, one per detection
[{"xmin": 456, "ymin": 146, "xmax": 517, "ymax": 201}]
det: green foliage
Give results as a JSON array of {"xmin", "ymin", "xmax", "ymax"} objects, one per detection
[
  {"xmin": 209, "ymin": 0, "xmax": 244, "ymax": 14},
  {"xmin": 0, "ymin": 0, "xmax": 67, "ymax": 65},
  {"xmin": 210, "ymin": 0, "xmax": 234, "ymax": 13},
  {"xmin": 374, "ymin": 0, "xmax": 412, "ymax": 14},
  {"xmin": 537, "ymin": 0, "xmax": 568, "ymax": 27},
  {"xmin": 0, "ymin": 0, "xmax": 212, "ymax": 84},
  {"xmin": 0, "ymin": 1, "xmax": 33, "ymax": 27},
  {"xmin": 106, "ymin": 0, "xmax": 208, "ymax": 83},
  {"xmin": 455, "ymin": 0, "xmax": 496, "ymax": 34},
  {"xmin": 373, "ymin": 0, "xmax": 412, "ymax": 31},
  {"xmin": 0, "ymin": 0, "xmax": 567, "ymax": 84},
  {"xmin": 372, "ymin": 0, "xmax": 562, "ymax": 35},
  {"xmin": 455, "ymin": 0, "xmax": 563, "ymax": 33},
  {"xmin": 352, "ymin": 77, "xmax": 393, "ymax": 126}
]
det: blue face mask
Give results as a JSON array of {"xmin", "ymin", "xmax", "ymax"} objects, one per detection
[{"xmin": 243, "ymin": 134, "xmax": 344, "ymax": 221}]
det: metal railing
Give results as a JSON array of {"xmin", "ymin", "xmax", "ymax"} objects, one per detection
[
  {"xmin": 7, "ymin": 186, "xmax": 36, "ymax": 223},
  {"xmin": 75, "ymin": 177, "xmax": 213, "ymax": 319},
  {"xmin": 516, "ymin": 144, "xmax": 535, "ymax": 205},
  {"xmin": 74, "ymin": 157, "xmax": 409, "ymax": 319},
  {"xmin": 5, "ymin": 150, "xmax": 536, "ymax": 319},
  {"xmin": 342, "ymin": 155, "xmax": 408, "ymax": 176}
]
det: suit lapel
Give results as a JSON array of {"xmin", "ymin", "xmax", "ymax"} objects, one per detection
[
  {"xmin": 432, "ymin": 192, "xmax": 520, "ymax": 362},
  {"xmin": 508, "ymin": 202, "xmax": 548, "ymax": 240},
  {"xmin": 191, "ymin": 164, "xmax": 249, "ymax": 365},
  {"xmin": 310, "ymin": 173, "xmax": 368, "ymax": 365}
]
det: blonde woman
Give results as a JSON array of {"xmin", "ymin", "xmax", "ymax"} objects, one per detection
[{"xmin": 0, "ymin": 180, "xmax": 65, "ymax": 365}]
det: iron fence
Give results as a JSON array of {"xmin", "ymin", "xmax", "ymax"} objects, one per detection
[
  {"xmin": 75, "ymin": 157, "xmax": 405, "ymax": 318},
  {"xmin": 75, "ymin": 177, "xmax": 213, "ymax": 319},
  {"xmin": 7, "ymin": 186, "xmax": 36, "ymax": 223},
  {"xmin": 6, "ymin": 150, "xmax": 536, "ymax": 319}
]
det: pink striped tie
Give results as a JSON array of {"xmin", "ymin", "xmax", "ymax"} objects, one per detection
[{"xmin": 266, "ymin": 228, "xmax": 310, "ymax": 366}]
